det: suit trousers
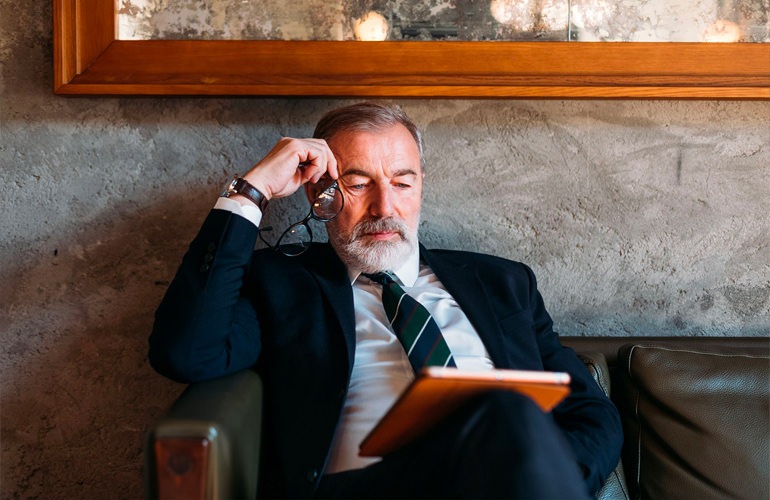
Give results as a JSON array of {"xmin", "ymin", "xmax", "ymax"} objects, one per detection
[{"xmin": 316, "ymin": 390, "xmax": 590, "ymax": 499}]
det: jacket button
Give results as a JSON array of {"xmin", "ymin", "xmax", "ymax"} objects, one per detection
[
  {"xmin": 199, "ymin": 263, "xmax": 211, "ymax": 272},
  {"xmin": 306, "ymin": 469, "xmax": 319, "ymax": 482}
]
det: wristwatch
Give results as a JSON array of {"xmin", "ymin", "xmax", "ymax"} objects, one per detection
[{"xmin": 221, "ymin": 176, "xmax": 269, "ymax": 212}]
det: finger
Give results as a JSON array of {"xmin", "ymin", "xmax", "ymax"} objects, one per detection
[
  {"xmin": 298, "ymin": 148, "xmax": 336, "ymax": 184},
  {"xmin": 302, "ymin": 164, "xmax": 327, "ymax": 185},
  {"xmin": 243, "ymin": 137, "xmax": 337, "ymax": 199}
]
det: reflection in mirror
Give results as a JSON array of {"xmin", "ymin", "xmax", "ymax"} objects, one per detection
[{"xmin": 118, "ymin": 0, "xmax": 769, "ymax": 42}]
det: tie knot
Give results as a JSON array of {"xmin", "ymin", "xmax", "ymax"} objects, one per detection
[{"xmin": 363, "ymin": 272, "xmax": 394, "ymax": 286}]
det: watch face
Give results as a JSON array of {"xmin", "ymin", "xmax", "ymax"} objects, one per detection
[{"xmin": 221, "ymin": 177, "xmax": 238, "ymax": 197}]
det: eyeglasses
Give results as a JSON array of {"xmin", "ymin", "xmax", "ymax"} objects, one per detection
[{"xmin": 259, "ymin": 180, "xmax": 344, "ymax": 256}]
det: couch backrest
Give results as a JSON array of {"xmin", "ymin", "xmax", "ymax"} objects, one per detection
[
  {"xmin": 566, "ymin": 337, "xmax": 769, "ymax": 500},
  {"xmin": 615, "ymin": 344, "xmax": 769, "ymax": 500}
]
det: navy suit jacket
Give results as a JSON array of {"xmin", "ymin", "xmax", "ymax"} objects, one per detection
[{"xmin": 150, "ymin": 209, "xmax": 622, "ymax": 498}]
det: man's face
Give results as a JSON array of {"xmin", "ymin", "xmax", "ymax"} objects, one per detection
[{"xmin": 317, "ymin": 123, "xmax": 423, "ymax": 272}]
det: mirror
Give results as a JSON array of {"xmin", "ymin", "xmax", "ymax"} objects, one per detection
[
  {"xmin": 54, "ymin": 0, "xmax": 770, "ymax": 98},
  {"xmin": 117, "ymin": 0, "xmax": 768, "ymax": 43}
]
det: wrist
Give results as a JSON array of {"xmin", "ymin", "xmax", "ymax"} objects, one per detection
[{"xmin": 221, "ymin": 176, "xmax": 269, "ymax": 212}]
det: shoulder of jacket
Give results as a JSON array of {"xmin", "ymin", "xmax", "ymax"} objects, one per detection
[{"xmin": 427, "ymin": 247, "xmax": 527, "ymax": 269}]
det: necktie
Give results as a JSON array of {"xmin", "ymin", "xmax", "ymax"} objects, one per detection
[{"xmin": 364, "ymin": 272, "xmax": 457, "ymax": 372}]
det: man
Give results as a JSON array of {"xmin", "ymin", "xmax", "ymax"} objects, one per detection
[{"xmin": 150, "ymin": 102, "xmax": 622, "ymax": 498}]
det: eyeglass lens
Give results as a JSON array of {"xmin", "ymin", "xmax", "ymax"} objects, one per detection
[
  {"xmin": 277, "ymin": 223, "xmax": 311, "ymax": 256},
  {"xmin": 312, "ymin": 183, "xmax": 343, "ymax": 221},
  {"xmin": 273, "ymin": 182, "xmax": 344, "ymax": 256}
]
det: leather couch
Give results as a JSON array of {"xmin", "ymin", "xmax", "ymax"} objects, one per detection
[{"xmin": 145, "ymin": 337, "xmax": 769, "ymax": 499}]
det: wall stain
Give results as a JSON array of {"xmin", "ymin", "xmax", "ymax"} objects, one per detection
[{"xmin": 723, "ymin": 285, "xmax": 770, "ymax": 318}]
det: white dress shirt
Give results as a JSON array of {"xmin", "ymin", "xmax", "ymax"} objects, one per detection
[
  {"xmin": 325, "ymin": 250, "xmax": 494, "ymax": 472},
  {"xmin": 215, "ymin": 197, "xmax": 263, "ymax": 226},
  {"xmin": 214, "ymin": 197, "xmax": 494, "ymax": 473}
]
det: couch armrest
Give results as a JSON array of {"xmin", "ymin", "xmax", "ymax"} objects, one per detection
[
  {"xmin": 576, "ymin": 352, "xmax": 630, "ymax": 500},
  {"xmin": 577, "ymin": 352, "xmax": 613, "ymax": 400},
  {"xmin": 145, "ymin": 370, "xmax": 263, "ymax": 500}
]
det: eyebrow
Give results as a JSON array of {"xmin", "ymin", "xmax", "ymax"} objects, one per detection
[{"xmin": 341, "ymin": 168, "xmax": 420, "ymax": 178}]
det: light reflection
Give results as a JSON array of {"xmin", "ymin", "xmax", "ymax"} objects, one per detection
[
  {"xmin": 488, "ymin": 0, "xmax": 583, "ymax": 34},
  {"xmin": 354, "ymin": 11, "xmax": 389, "ymax": 41},
  {"xmin": 704, "ymin": 19, "xmax": 742, "ymax": 42},
  {"xmin": 489, "ymin": 0, "xmax": 535, "ymax": 31},
  {"xmin": 570, "ymin": 0, "xmax": 614, "ymax": 35}
]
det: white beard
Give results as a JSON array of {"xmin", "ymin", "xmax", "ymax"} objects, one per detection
[{"xmin": 328, "ymin": 216, "xmax": 418, "ymax": 273}]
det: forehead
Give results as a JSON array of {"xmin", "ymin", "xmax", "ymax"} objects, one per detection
[{"xmin": 328, "ymin": 124, "xmax": 421, "ymax": 175}]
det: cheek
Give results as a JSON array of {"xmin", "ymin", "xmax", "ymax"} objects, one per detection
[
  {"xmin": 398, "ymin": 197, "xmax": 422, "ymax": 223},
  {"xmin": 331, "ymin": 206, "xmax": 362, "ymax": 234},
  {"xmin": 343, "ymin": 195, "xmax": 372, "ymax": 218}
]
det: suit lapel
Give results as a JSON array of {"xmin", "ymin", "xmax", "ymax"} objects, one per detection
[
  {"xmin": 303, "ymin": 245, "xmax": 358, "ymax": 373},
  {"xmin": 301, "ymin": 244, "xmax": 515, "ymax": 373},
  {"xmin": 420, "ymin": 245, "xmax": 513, "ymax": 369}
]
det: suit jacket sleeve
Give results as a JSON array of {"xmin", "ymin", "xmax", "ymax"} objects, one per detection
[
  {"xmin": 149, "ymin": 209, "xmax": 263, "ymax": 383},
  {"xmin": 524, "ymin": 264, "xmax": 623, "ymax": 494}
]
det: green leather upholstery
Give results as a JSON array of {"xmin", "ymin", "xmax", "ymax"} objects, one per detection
[
  {"xmin": 616, "ymin": 344, "xmax": 769, "ymax": 500},
  {"xmin": 578, "ymin": 352, "xmax": 630, "ymax": 500},
  {"xmin": 145, "ymin": 370, "xmax": 263, "ymax": 499}
]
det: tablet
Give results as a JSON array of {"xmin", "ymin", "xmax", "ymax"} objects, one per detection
[{"xmin": 359, "ymin": 367, "xmax": 571, "ymax": 457}]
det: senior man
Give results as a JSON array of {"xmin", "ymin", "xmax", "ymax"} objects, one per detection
[{"xmin": 150, "ymin": 102, "xmax": 622, "ymax": 499}]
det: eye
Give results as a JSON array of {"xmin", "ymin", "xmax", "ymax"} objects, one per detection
[
  {"xmin": 342, "ymin": 175, "xmax": 371, "ymax": 192},
  {"xmin": 393, "ymin": 178, "xmax": 415, "ymax": 189}
]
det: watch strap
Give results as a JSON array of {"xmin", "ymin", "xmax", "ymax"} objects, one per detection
[{"xmin": 226, "ymin": 177, "xmax": 269, "ymax": 212}]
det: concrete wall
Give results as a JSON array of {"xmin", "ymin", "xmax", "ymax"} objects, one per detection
[{"xmin": 2, "ymin": 1, "xmax": 768, "ymax": 498}]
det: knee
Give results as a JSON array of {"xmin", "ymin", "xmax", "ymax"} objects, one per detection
[
  {"xmin": 462, "ymin": 390, "xmax": 560, "ymax": 447},
  {"xmin": 475, "ymin": 389, "xmax": 546, "ymax": 423}
]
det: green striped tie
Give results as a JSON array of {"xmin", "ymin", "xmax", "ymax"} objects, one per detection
[{"xmin": 365, "ymin": 272, "xmax": 456, "ymax": 372}]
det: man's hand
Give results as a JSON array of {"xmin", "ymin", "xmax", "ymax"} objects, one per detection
[{"xmin": 241, "ymin": 137, "xmax": 339, "ymax": 203}]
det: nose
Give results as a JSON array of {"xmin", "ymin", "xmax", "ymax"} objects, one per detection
[{"xmin": 368, "ymin": 185, "xmax": 396, "ymax": 218}]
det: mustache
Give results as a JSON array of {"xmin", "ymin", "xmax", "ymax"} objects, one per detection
[{"xmin": 351, "ymin": 217, "xmax": 408, "ymax": 241}]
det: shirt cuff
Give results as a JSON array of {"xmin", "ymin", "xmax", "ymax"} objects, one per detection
[{"xmin": 214, "ymin": 197, "xmax": 263, "ymax": 227}]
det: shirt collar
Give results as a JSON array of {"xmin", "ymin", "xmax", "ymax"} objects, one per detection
[{"xmin": 347, "ymin": 245, "xmax": 421, "ymax": 287}]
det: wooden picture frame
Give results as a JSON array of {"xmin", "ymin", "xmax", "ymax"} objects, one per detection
[{"xmin": 53, "ymin": 0, "xmax": 770, "ymax": 99}]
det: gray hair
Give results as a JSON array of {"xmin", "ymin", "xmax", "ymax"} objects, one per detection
[{"xmin": 313, "ymin": 102, "xmax": 423, "ymax": 164}]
